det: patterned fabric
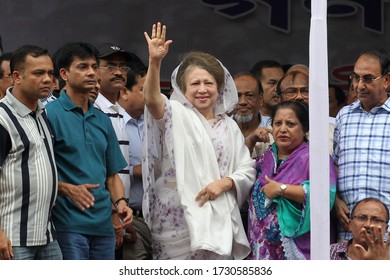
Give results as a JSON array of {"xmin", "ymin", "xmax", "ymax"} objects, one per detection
[
  {"xmin": 94, "ymin": 93, "xmax": 131, "ymax": 198},
  {"xmin": 333, "ymin": 98, "xmax": 390, "ymax": 240},
  {"xmin": 142, "ymin": 62, "xmax": 256, "ymax": 259},
  {"xmin": 124, "ymin": 112, "xmax": 144, "ymax": 210},
  {"xmin": 40, "ymin": 92, "xmax": 57, "ymax": 106},
  {"xmin": 0, "ymin": 89, "xmax": 58, "ymax": 246},
  {"xmin": 330, "ymin": 241, "xmax": 349, "ymax": 260},
  {"xmin": 248, "ymin": 142, "xmax": 337, "ymax": 260}
]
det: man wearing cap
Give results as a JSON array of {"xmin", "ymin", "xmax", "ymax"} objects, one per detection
[{"xmin": 94, "ymin": 43, "xmax": 131, "ymax": 258}]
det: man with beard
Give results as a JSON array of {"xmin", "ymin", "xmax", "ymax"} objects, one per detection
[
  {"xmin": 233, "ymin": 72, "xmax": 272, "ymax": 159},
  {"xmin": 330, "ymin": 197, "xmax": 390, "ymax": 260},
  {"xmin": 232, "ymin": 72, "xmax": 272, "ymax": 235},
  {"xmin": 250, "ymin": 60, "xmax": 284, "ymax": 127},
  {"xmin": 94, "ymin": 43, "xmax": 132, "ymax": 258}
]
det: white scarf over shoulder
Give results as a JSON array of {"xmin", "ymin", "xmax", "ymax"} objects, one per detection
[{"xmin": 142, "ymin": 62, "xmax": 256, "ymax": 259}]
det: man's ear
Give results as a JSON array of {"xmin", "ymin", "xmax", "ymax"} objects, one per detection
[
  {"xmin": 12, "ymin": 71, "xmax": 21, "ymax": 85},
  {"xmin": 119, "ymin": 87, "xmax": 128, "ymax": 101},
  {"xmin": 347, "ymin": 218, "xmax": 352, "ymax": 232},
  {"xmin": 258, "ymin": 93, "xmax": 264, "ymax": 107},
  {"xmin": 59, "ymin": 68, "xmax": 68, "ymax": 82},
  {"xmin": 383, "ymin": 72, "xmax": 390, "ymax": 92}
]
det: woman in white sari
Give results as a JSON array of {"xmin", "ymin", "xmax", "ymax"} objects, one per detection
[{"xmin": 142, "ymin": 22, "xmax": 256, "ymax": 259}]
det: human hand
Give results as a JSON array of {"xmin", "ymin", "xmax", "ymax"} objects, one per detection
[
  {"xmin": 61, "ymin": 182, "xmax": 98, "ymax": 211},
  {"xmin": 195, "ymin": 178, "xmax": 233, "ymax": 207},
  {"xmin": 247, "ymin": 127, "xmax": 272, "ymax": 145},
  {"xmin": 0, "ymin": 230, "xmax": 13, "ymax": 260},
  {"xmin": 354, "ymin": 226, "xmax": 390, "ymax": 260},
  {"xmin": 334, "ymin": 195, "xmax": 350, "ymax": 231},
  {"xmin": 112, "ymin": 213, "xmax": 124, "ymax": 248},
  {"xmin": 116, "ymin": 203, "xmax": 133, "ymax": 227},
  {"xmin": 123, "ymin": 224, "xmax": 138, "ymax": 244},
  {"xmin": 262, "ymin": 175, "xmax": 283, "ymax": 199},
  {"xmin": 144, "ymin": 22, "xmax": 173, "ymax": 62}
]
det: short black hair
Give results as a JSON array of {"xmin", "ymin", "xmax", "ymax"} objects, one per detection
[
  {"xmin": 10, "ymin": 45, "xmax": 48, "ymax": 73},
  {"xmin": 53, "ymin": 42, "xmax": 98, "ymax": 71},
  {"xmin": 329, "ymin": 83, "xmax": 346, "ymax": 105},
  {"xmin": 0, "ymin": 52, "xmax": 12, "ymax": 78},
  {"xmin": 351, "ymin": 197, "xmax": 389, "ymax": 224},
  {"xmin": 250, "ymin": 60, "xmax": 283, "ymax": 80},
  {"xmin": 127, "ymin": 52, "xmax": 147, "ymax": 76}
]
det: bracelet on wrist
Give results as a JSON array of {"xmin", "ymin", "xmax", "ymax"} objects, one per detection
[
  {"xmin": 113, "ymin": 197, "xmax": 129, "ymax": 208},
  {"xmin": 226, "ymin": 176, "xmax": 235, "ymax": 189}
]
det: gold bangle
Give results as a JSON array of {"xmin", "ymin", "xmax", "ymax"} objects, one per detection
[{"xmin": 226, "ymin": 177, "xmax": 235, "ymax": 189}]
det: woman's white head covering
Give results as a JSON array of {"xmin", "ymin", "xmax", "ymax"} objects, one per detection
[{"xmin": 169, "ymin": 59, "xmax": 238, "ymax": 116}]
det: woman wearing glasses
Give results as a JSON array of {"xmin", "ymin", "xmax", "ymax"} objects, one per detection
[{"xmin": 247, "ymin": 101, "xmax": 337, "ymax": 259}]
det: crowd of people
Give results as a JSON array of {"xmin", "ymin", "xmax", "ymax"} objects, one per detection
[{"xmin": 0, "ymin": 22, "xmax": 389, "ymax": 260}]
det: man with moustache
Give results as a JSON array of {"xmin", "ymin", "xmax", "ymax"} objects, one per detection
[
  {"xmin": 333, "ymin": 49, "xmax": 390, "ymax": 242},
  {"xmin": 232, "ymin": 72, "xmax": 272, "ymax": 235},
  {"xmin": 0, "ymin": 45, "xmax": 62, "ymax": 260},
  {"xmin": 94, "ymin": 43, "xmax": 131, "ymax": 258},
  {"xmin": 233, "ymin": 72, "xmax": 272, "ymax": 158},
  {"xmin": 330, "ymin": 197, "xmax": 390, "ymax": 260}
]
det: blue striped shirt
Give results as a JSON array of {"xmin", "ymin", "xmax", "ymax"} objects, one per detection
[{"xmin": 333, "ymin": 98, "xmax": 390, "ymax": 240}]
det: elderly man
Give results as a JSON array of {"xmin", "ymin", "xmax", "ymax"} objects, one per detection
[
  {"xmin": 233, "ymin": 72, "xmax": 272, "ymax": 158},
  {"xmin": 232, "ymin": 72, "xmax": 271, "ymax": 234},
  {"xmin": 330, "ymin": 197, "xmax": 390, "ymax": 260},
  {"xmin": 333, "ymin": 49, "xmax": 390, "ymax": 242}
]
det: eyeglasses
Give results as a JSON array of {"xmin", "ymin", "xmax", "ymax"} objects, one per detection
[
  {"xmin": 237, "ymin": 92, "xmax": 259, "ymax": 102},
  {"xmin": 281, "ymin": 87, "xmax": 309, "ymax": 99},
  {"xmin": 352, "ymin": 215, "xmax": 387, "ymax": 225},
  {"xmin": 349, "ymin": 73, "xmax": 382, "ymax": 85},
  {"xmin": 100, "ymin": 65, "xmax": 131, "ymax": 73}
]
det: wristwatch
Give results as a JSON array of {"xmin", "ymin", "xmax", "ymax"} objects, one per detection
[{"xmin": 280, "ymin": 184, "xmax": 287, "ymax": 197}]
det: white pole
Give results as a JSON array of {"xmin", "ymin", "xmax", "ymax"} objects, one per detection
[{"xmin": 309, "ymin": 0, "xmax": 330, "ymax": 259}]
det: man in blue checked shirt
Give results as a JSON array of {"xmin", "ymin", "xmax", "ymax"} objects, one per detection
[{"xmin": 333, "ymin": 48, "xmax": 390, "ymax": 242}]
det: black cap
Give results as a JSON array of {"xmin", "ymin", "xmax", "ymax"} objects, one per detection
[{"xmin": 96, "ymin": 43, "xmax": 130, "ymax": 60}]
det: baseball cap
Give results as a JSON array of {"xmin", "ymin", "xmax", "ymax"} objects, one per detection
[{"xmin": 96, "ymin": 43, "xmax": 130, "ymax": 60}]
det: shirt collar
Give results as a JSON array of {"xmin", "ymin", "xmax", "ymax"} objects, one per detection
[
  {"xmin": 58, "ymin": 90, "xmax": 95, "ymax": 115},
  {"xmin": 95, "ymin": 92, "xmax": 121, "ymax": 112},
  {"xmin": 349, "ymin": 97, "xmax": 390, "ymax": 113},
  {"xmin": 6, "ymin": 87, "xmax": 45, "ymax": 118},
  {"xmin": 123, "ymin": 110, "xmax": 144, "ymax": 125}
]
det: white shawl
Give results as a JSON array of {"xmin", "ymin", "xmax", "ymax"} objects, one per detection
[{"xmin": 142, "ymin": 60, "xmax": 256, "ymax": 259}]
